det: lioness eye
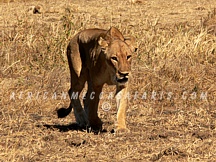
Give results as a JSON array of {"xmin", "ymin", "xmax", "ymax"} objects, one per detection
[
  {"xmin": 111, "ymin": 56, "xmax": 118, "ymax": 61},
  {"xmin": 127, "ymin": 55, "xmax": 132, "ymax": 60}
]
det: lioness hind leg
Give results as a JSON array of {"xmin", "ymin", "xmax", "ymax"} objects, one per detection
[
  {"xmin": 83, "ymin": 86, "xmax": 91, "ymax": 116},
  {"xmin": 69, "ymin": 70, "xmax": 88, "ymax": 128},
  {"xmin": 66, "ymin": 36, "xmax": 88, "ymax": 128},
  {"xmin": 69, "ymin": 89, "xmax": 88, "ymax": 128}
]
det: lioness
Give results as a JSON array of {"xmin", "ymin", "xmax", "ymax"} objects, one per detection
[{"xmin": 57, "ymin": 27, "xmax": 137, "ymax": 132}]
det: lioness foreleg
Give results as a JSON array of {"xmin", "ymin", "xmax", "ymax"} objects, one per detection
[
  {"xmin": 115, "ymin": 84, "xmax": 129, "ymax": 132},
  {"xmin": 87, "ymin": 85, "xmax": 103, "ymax": 131}
]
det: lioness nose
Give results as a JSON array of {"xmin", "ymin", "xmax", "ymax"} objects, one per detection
[{"xmin": 118, "ymin": 71, "xmax": 129, "ymax": 77}]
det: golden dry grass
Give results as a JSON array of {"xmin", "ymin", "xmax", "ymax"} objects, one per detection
[{"xmin": 0, "ymin": 0, "xmax": 216, "ymax": 161}]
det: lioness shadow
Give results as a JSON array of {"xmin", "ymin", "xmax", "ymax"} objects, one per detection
[
  {"xmin": 40, "ymin": 107, "xmax": 108, "ymax": 134},
  {"xmin": 42, "ymin": 122, "xmax": 83, "ymax": 132},
  {"xmin": 42, "ymin": 123, "xmax": 108, "ymax": 134}
]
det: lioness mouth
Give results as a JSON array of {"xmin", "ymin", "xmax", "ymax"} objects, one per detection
[{"xmin": 116, "ymin": 77, "xmax": 128, "ymax": 83}]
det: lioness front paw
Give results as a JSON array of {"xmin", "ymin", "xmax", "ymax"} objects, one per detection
[
  {"xmin": 88, "ymin": 117, "xmax": 103, "ymax": 133},
  {"xmin": 115, "ymin": 127, "xmax": 130, "ymax": 134}
]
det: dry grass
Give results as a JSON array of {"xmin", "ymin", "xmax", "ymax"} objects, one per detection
[{"xmin": 0, "ymin": 0, "xmax": 216, "ymax": 161}]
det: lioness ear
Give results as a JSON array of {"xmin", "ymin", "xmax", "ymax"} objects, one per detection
[
  {"xmin": 98, "ymin": 37, "xmax": 108, "ymax": 50},
  {"xmin": 107, "ymin": 27, "xmax": 124, "ymax": 41},
  {"xmin": 124, "ymin": 36, "xmax": 138, "ymax": 52}
]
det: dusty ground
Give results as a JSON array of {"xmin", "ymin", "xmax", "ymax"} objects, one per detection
[{"xmin": 0, "ymin": 0, "xmax": 216, "ymax": 161}]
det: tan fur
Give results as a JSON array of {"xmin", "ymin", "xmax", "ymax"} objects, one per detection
[{"xmin": 58, "ymin": 27, "xmax": 136, "ymax": 132}]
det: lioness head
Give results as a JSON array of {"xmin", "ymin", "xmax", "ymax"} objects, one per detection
[{"xmin": 98, "ymin": 27, "xmax": 137, "ymax": 85}]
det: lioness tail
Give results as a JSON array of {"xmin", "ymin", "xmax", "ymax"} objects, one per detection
[{"xmin": 57, "ymin": 106, "xmax": 72, "ymax": 118}]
